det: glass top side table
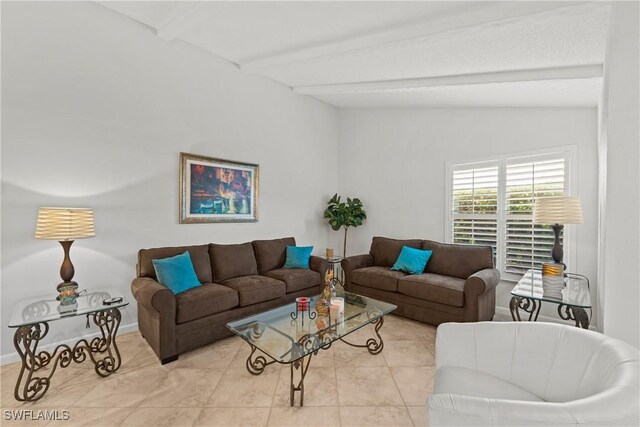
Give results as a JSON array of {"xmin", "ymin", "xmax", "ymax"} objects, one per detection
[
  {"xmin": 509, "ymin": 269, "xmax": 591, "ymax": 329},
  {"xmin": 8, "ymin": 291, "xmax": 128, "ymax": 402}
]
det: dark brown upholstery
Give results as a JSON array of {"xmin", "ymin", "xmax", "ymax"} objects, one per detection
[
  {"xmin": 175, "ymin": 283, "xmax": 239, "ymax": 324},
  {"xmin": 350, "ymin": 284, "xmax": 464, "ymax": 325},
  {"xmin": 263, "ymin": 268, "xmax": 321, "ymax": 293},
  {"xmin": 209, "ymin": 242, "xmax": 258, "ymax": 282},
  {"xmin": 133, "ymin": 237, "xmax": 320, "ymax": 364},
  {"xmin": 422, "ymin": 240, "xmax": 493, "ymax": 280},
  {"xmin": 138, "ymin": 245, "xmax": 212, "ymax": 283},
  {"xmin": 252, "ymin": 237, "xmax": 296, "ymax": 273},
  {"xmin": 220, "ymin": 275, "xmax": 285, "ymax": 306},
  {"xmin": 369, "ymin": 236, "xmax": 422, "ymax": 267},
  {"xmin": 174, "ymin": 287, "xmax": 319, "ymax": 355},
  {"xmin": 351, "ymin": 266, "xmax": 407, "ymax": 292},
  {"xmin": 342, "ymin": 237, "xmax": 500, "ymax": 327},
  {"xmin": 397, "ymin": 273, "xmax": 466, "ymax": 307}
]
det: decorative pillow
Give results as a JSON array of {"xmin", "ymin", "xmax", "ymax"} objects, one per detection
[
  {"xmin": 391, "ymin": 246, "xmax": 433, "ymax": 275},
  {"xmin": 152, "ymin": 252, "xmax": 201, "ymax": 295},
  {"xmin": 283, "ymin": 246, "xmax": 314, "ymax": 269}
]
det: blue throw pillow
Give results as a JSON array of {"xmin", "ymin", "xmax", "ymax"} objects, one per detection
[
  {"xmin": 283, "ymin": 246, "xmax": 314, "ymax": 269},
  {"xmin": 152, "ymin": 252, "xmax": 201, "ymax": 295},
  {"xmin": 391, "ymin": 246, "xmax": 433, "ymax": 275}
]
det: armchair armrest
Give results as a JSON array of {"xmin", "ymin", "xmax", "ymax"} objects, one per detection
[
  {"xmin": 309, "ymin": 255, "xmax": 328, "ymax": 277},
  {"xmin": 131, "ymin": 277, "xmax": 176, "ymax": 315},
  {"xmin": 341, "ymin": 254, "xmax": 374, "ymax": 291},
  {"xmin": 464, "ymin": 268, "xmax": 500, "ymax": 296},
  {"xmin": 428, "ymin": 394, "xmax": 578, "ymax": 426}
]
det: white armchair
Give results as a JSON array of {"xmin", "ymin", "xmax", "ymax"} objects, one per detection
[{"xmin": 428, "ymin": 322, "xmax": 639, "ymax": 426}]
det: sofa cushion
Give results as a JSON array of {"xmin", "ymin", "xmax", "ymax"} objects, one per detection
[
  {"xmin": 175, "ymin": 283, "xmax": 239, "ymax": 324},
  {"xmin": 351, "ymin": 266, "xmax": 407, "ymax": 292},
  {"xmin": 370, "ymin": 237, "xmax": 423, "ymax": 267},
  {"xmin": 264, "ymin": 268, "xmax": 321, "ymax": 294},
  {"xmin": 138, "ymin": 244, "xmax": 212, "ymax": 283},
  {"xmin": 434, "ymin": 366, "xmax": 543, "ymax": 402},
  {"xmin": 391, "ymin": 246, "xmax": 433, "ymax": 275},
  {"xmin": 220, "ymin": 275, "xmax": 286, "ymax": 306},
  {"xmin": 152, "ymin": 252, "xmax": 201, "ymax": 295},
  {"xmin": 283, "ymin": 246, "xmax": 313, "ymax": 269},
  {"xmin": 209, "ymin": 242, "xmax": 258, "ymax": 282},
  {"xmin": 422, "ymin": 240, "xmax": 493, "ymax": 279},
  {"xmin": 398, "ymin": 273, "xmax": 466, "ymax": 307},
  {"xmin": 252, "ymin": 237, "xmax": 296, "ymax": 273}
]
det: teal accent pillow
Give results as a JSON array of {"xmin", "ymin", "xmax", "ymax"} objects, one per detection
[
  {"xmin": 152, "ymin": 252, "xmax": 201, "ymax": 295},
  {"xmin": 391, "ymin": 246, "xmax": 433, "ymax": 275},
  {"xmin": 283, "ymin": 246, "xmax": 314, "ymax": 269}
]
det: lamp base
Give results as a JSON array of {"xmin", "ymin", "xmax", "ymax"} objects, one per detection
[{"xmin": 551, "ymin": 224, "xmax": 565, "ymax": 268}]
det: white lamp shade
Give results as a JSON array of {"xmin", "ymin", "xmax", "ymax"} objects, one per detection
[
  {"xmin": 533, "ymin": 197, "xmax": 583, "ymax": 225},
  {"xmin": 35, "ymin": 207, "xmax": 95, "ymax": 240}
]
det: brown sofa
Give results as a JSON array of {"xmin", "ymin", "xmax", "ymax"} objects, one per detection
[
  {"xmin": 131, "ymin": 237, "xmax": 327, "ymax": 364},
  {"xmin": 341, "ymin": 237, "xmax": 499, "ymax": 325}
]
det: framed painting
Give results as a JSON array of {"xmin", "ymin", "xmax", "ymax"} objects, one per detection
[{"xmin": 179, "ymin": 152, "xmax": 259, "ymax": 223}]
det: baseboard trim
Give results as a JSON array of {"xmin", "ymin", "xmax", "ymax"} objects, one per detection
[
  {"xmin": 0, "ymin": 322, "xmax": 139, "ymax": 366},
  {"xmin": 494, "ymin": 306, "xmax": 597, "ymax": 331}
]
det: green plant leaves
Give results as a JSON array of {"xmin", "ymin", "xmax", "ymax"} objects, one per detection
[{"xmin": 323, "ymin": 193, "xmax": 367, "ymax": 230}]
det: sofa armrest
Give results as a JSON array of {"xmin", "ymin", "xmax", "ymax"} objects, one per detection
[
  {"xmin": 464, "ymin": 268, "xmax": 500, "ymax": 296},
  {"xmin": 131, "ymin": 277, "xmax": 176, "ymax": 315},
  {"xmin": 341, "ymin": 254, "xmax": 374, "ymax": 291},
  {"xmin": 462, "ymin": 268, "xmax": 499, "ymax": 322},
  {"xmin": 309, "ymin": 255, "xmax": 328, "ymax": 277}
]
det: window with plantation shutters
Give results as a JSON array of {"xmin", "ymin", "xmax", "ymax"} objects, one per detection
[
  {"xmin": 447, "ymin": 149, "xmax": 574, "ymax": 280},
  {"xmin": 505, "ymin": 156, "xmax": 565, "ymax": 274},
  {"xmin": 451, "ymin": 164, "xmax": 498, "ymax": 252}
]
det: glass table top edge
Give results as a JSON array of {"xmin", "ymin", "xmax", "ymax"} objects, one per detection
[{"xmin": 9, "ymin": 292, "xmax": 129, "ymax": 328}]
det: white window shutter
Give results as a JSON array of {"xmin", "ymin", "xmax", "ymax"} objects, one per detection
[
  {"xmin": 504, "ymin": 157, "xmax": 566, "ymax": 274},
  {"xmin": 451, "ymin": 165, "xmax": 498, "ymax": 253}
]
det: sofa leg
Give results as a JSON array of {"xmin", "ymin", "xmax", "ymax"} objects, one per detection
[{"xmin": 161, "ymin": 355, "xmax": 178, "ymax": 365}]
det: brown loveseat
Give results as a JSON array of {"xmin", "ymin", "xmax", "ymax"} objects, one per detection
[
  {"xmin": 131, "ymin": 237, "xmax": 326, "ymax": 364},
  {"xmin": 342, "ymin": 237, "xmax": 499, "ymax": 325}
]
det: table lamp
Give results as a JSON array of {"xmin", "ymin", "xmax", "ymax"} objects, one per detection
[
  {"xmin": 532, "ymin": 196, "xmax": 583, "ymax": 267},
  {"xmin": 35, "ymin": 207, "xmax": 95, "ymax": 298}
]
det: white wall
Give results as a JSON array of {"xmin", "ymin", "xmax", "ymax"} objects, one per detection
[
  {"xmin": 0, "ymin": 2, "xmax": 338, "ymax": 360},
  {"xmin": 338, "ymin": 108, "xmax": 599, "ymax": 319},
  {"xmin": 601, "ymin": 2, "xmax": 640, "ymax": 348}
]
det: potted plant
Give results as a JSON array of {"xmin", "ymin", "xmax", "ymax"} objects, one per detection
[{"xmin": 323, "ymin": 194, "xmax": 367, "ymax": 257}]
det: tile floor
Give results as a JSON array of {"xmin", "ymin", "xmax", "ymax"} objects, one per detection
[{"xmin": 0, "ymin": 315, "xmax": 437, "ymax": 426}]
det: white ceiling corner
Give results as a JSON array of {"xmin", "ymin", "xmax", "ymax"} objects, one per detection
[{"xmin": 98, "ymin": 1, "xmax": 610, "ymax": 108}]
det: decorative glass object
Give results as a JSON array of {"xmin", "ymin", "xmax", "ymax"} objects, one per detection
[
  {"xmin": 58, "ymin": 284, "xmax": 78, "ymax": 306},
  {"xmin": 542, "ymin": 263, "xmax": 564, "ymax": 299},
  {"xmin": 316, "ymin": 270, "xmax": 335, "ymax": 317}
]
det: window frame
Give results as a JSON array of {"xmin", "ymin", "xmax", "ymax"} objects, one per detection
[{"xmin": 445, "ymin": 146, "xmax": 577, "ymax": 282}]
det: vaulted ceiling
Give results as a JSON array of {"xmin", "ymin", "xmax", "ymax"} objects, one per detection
[{"xmin": 99, "ymin": 1, "xmax": 610, "ymax": 108}]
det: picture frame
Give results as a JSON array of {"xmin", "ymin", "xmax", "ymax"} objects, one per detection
[{"xmin": 179, "ymin": 152, "xmax": 259, "ymax": 223}]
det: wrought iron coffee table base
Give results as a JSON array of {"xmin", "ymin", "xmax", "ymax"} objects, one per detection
[
  {"xmin": 245, "ymin": 316, "xmax": 385, "ymax": 406},
  {"xmin": 13, "ymin": 308, "xmax": 123, "ymax": 402},
  {"xmin": 509, "ymin": 296, "xmax": 590, "ymax": 329}
]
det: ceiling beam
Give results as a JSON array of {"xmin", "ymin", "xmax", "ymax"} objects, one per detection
[
  {"xmin": 241, "ymin": 2, "xmax": 607, "ymax": 73},
  {"xmin": 155, "ymin": 3, "xmax": 208, "ymax": 41},
  {"xmin": 293, "ymin": 65, "xmax": 604, "ymax": 96}
]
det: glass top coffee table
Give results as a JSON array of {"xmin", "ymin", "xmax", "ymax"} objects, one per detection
[{"xmin": 227, "ymin": 290, "xmax": 396, "ymax": 406}]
